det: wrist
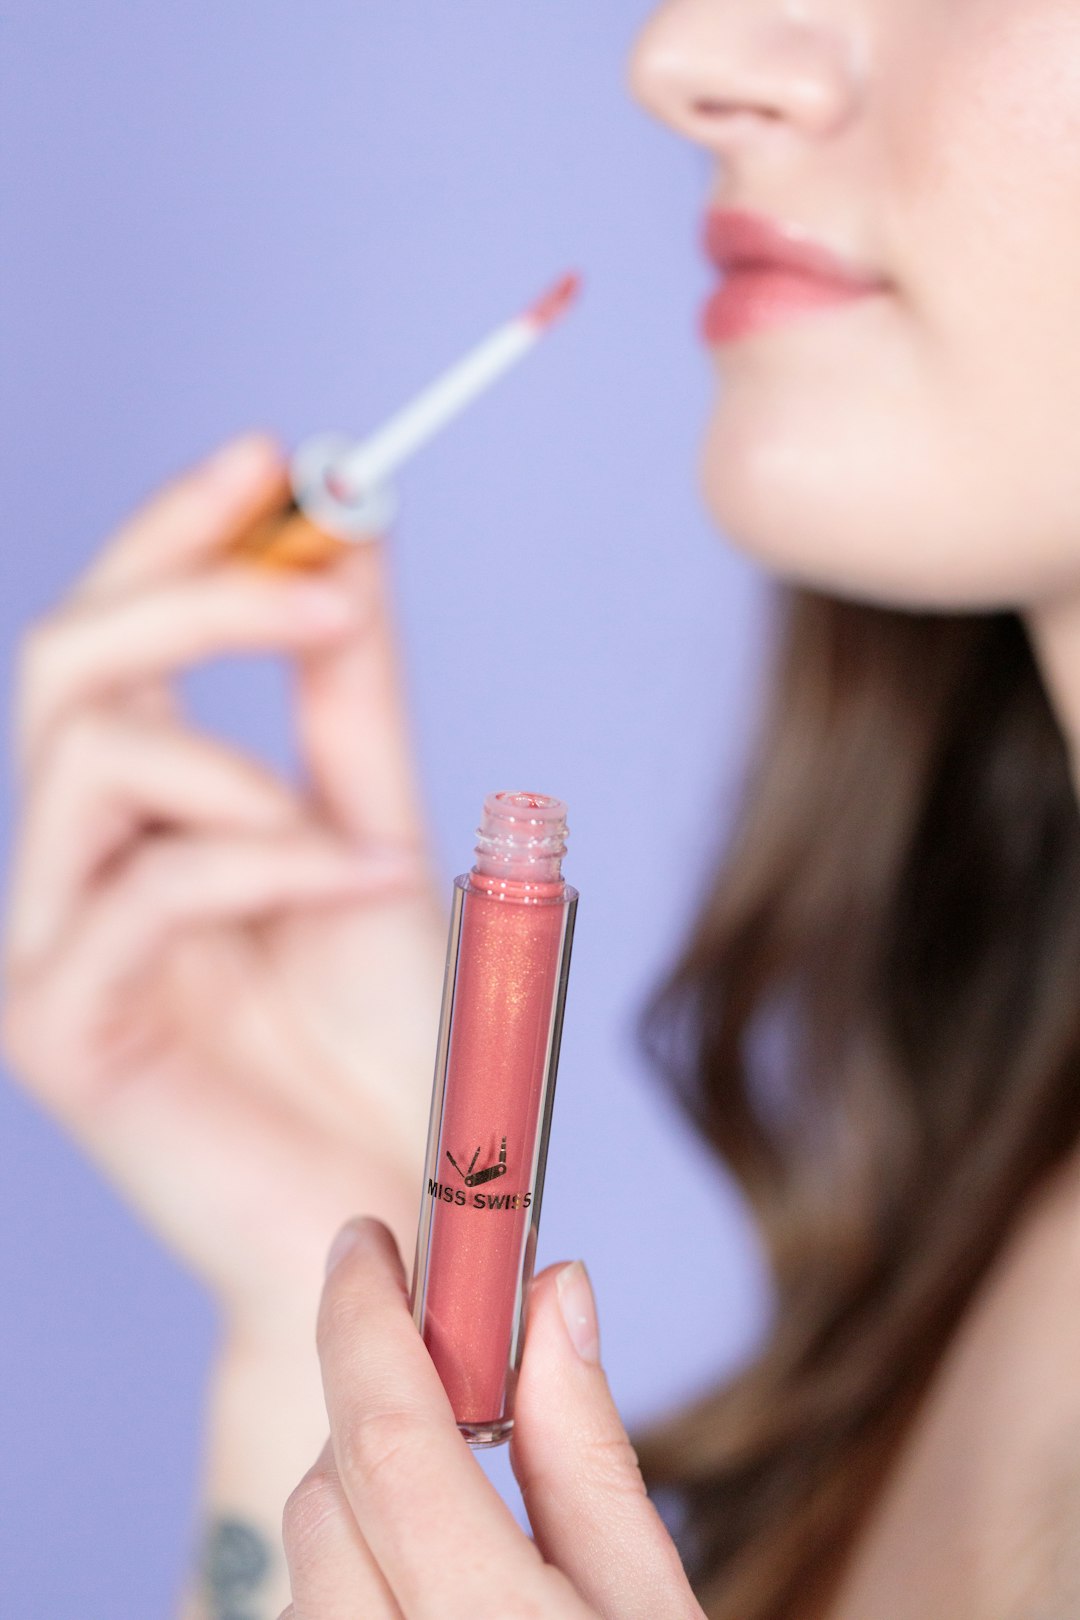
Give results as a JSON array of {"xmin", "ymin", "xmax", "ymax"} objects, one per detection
[
  {"xmin": 180, "ymin": 1319, "xmax": 329, "ymax": 1620},
  {"xmin": 218, "ymin": 1308, "xmax": 322, "ymax": 1375},
  {"xmin": 215, "ymin": 1175, "xmax": 423, "ymax": 1357}
]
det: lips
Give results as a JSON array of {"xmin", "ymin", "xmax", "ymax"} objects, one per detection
[
  {"xmin": 704, "ymin": 209, "xmax": 885, "ymax": 289},
  {"xmin": 701, "ymin": 208, "xmax": 889, "ymax": 344}
]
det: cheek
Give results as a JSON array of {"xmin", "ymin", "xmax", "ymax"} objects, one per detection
[
  {"xmin": 697, "ymin": 326, "xmax": 1007, "ymax": 611},
  {"xmin": 700, "ymin": 1, "xmax": 1080, "ymax": 612},
  {"xmin": 905, "ymin": 1, "xmax": 1080, "ymax": 357}
]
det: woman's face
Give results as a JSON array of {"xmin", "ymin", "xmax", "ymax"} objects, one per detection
[{"xmin": 628, "ymin": 0, "xmax": 1080, "ymax": 612}]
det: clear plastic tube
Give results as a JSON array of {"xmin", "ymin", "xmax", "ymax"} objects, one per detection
[{"xmin": 409, "ymin": 790, "xmax": 579, "ymax": 1446}]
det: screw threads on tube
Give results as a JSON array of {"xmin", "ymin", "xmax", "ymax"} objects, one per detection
[{"xmin": 473, "ymin": 791, "xmax": 569, "ymax": 883}]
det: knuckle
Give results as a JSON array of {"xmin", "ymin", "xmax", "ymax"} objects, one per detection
[
  {"xmin": 588, "ymin": 1431, "xmax": 649, "ymax": 1498},
  {"xmin": 125, "ymin": 841, "xmax": 188, "ymax": 913},
  {"xmin": 336, "ymin": 1405, "xmax": 426, "ymax": 1496},
  {"xmin": 281, "ymin": 1469, "xmax": 341, "ymax": 1564},
  {"xmin": 520, "ymin": 1430, "xmax": 647, "ymax": 1519}
]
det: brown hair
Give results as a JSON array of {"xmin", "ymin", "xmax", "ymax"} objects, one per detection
[{"xmin": 627, "ymin": 586, "xmax": 1080, "ymax": 1619}]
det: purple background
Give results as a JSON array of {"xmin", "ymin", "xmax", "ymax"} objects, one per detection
[{"xmin": 0, "ymin": 5, "xmax": 774, "ymax": 1613}]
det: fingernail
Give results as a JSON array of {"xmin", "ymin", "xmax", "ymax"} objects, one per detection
[
  {"xmin": 326, "ymin": 1219, "xmax": 366, "ymax": 1276},
  {"xmin": 288, "ymin": 582, "xmax": 356, "ymax": 631},
  {"xmin": 556, "ymin": 1260, "xmax": 600, "ymax": 1364},
  {"xmin": 205, "ymin": 432, "xmax": 278, "ymax": 489}
]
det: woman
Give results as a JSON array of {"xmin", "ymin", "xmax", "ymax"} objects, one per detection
[{"xmin": 6, "ymin": 0, "xmax": 1080, "ymax": 1615}]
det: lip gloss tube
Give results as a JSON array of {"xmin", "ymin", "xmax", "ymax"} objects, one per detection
[{"xmin": 409, "ymin": 790, "xmax": 579, "ymax": 1447}]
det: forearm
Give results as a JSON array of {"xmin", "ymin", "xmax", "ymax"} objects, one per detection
[
  {"xmin": 177, "ymin": 1330, "xmax": 328, "ymax": 1620},
  {"xmin": 176, "ymin": 1175, "xmax": 425, "ymax": 1619}
]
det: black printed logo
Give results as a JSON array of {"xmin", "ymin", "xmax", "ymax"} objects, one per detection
[{"xmin": 446, "ymin": 1135, "xmax": 508, "ymax": 1187}]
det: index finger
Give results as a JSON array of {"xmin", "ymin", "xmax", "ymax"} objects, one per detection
[
  {"xmin": 75, "ymin": 431, "xmax": 289, "ymax": 603},
  {"xmin": 316, "ymin": 1218, "xmax": 570, "ymax": 1620}
]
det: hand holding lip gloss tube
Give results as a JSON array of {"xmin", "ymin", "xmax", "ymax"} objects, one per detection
[
  {"xmin": 231, "ymin": 272, "xmax": 582, "ymax": 570},
  {"xmin": 409, "ymin": 789, "xmax": 579, "ymax": 1447}
]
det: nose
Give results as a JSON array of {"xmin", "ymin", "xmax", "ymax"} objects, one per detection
[{"xmin": 626, "ymin": 0, "xmax": 865, "ymax": 153}]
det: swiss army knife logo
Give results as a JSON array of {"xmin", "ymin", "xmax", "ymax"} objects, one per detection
[{"xmin": 446, "ymin": 1135, "xmax": 508, "ymax": 1187}]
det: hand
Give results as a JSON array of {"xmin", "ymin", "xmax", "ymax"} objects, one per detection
[
  {"xmin": 278, "ymin": 1216, "xmax": 703, "ymax": 1620},
  {"xmin": 1, "ymin": 432, "xmax": 449, "ymax": 1343}
]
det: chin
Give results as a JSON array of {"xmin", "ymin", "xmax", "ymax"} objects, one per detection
[{"xmin": 697, "ymin": 412, "xmax": 1061, "ymax": 618}]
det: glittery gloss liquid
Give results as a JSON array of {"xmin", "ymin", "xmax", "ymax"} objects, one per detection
[{"xmin": 409, "ymin": 790, "xmax": 578, "ymax": 1447}]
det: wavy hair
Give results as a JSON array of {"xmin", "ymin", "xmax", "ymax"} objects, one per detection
[{"xmin": 627, "ymin": 587, "xmax": 1080, "ymax": 1619}]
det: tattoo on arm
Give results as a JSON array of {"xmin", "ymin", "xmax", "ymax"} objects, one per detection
[{"xmin": 200, "ymin": 1517, "xmax": 273, "ymax": 1620}]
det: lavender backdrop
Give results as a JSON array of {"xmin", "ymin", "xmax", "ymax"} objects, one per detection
[{"xmin": 0, "ymin": 5, "xmax": 775, "ymax": 1614}]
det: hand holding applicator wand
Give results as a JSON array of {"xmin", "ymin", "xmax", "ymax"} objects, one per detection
[{"xmin": 233, "ymin": 271, "xmax": 582, "ymax": 570}]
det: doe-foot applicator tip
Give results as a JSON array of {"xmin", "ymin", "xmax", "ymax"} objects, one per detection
[{"xmin": 525, "ymin": 271, "xmax": 583, "ymax": 330}]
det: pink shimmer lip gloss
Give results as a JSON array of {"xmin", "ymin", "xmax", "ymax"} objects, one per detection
[{"xmin": 409, "ymin": 790, "xmax": 579, "ymax": 1447}]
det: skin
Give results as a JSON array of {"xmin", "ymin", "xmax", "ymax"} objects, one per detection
[
  {"xmin": 9, "ymin": 0, "xmax": 1080, "ymax": 1615},
  {"xmin": 627, "ymin": 3, "xmax": 1080, "ymax": 1615},
  {"xmin": 630, "ymin": 0, "xmax": 1080, "ymax": 615},
  {"xmin": 283, "ymin": 0, "xmax": 1080, "ymax": 1613},
  {"xmin": 276, "ymin": 1218, "xmax": 700, "ymax": 1620},
  {"xmin": 0, "ymin": 433, "xmax": 455, "ymax": 1615},
  {"xmin": 2, "ymin": 434, "xmax": 448, "ymax": 1344}
]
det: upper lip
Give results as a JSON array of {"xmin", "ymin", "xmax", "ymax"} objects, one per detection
[{"xmin": 703, "ymin": 208, "xmax": 888, "ymax": 290}]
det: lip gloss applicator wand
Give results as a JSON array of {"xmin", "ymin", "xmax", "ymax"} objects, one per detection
[{"xmin": 232, "ymin": 271, "xmax": 582, "ymax": 569}]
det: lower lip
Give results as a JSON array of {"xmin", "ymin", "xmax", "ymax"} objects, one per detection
[{"xmin": 701, "ymin": 264, "xmax": 883, "ymax": 345}]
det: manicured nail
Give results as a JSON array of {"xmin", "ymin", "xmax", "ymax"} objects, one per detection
[
  {"xmin": 556, "ymin": 1260, "xmax": 600, "ymax": 1363},
  {"xmin": 325, "ymin": 1219, "xmax": 366, "ymax": 1276},
  {"xmin": 205, "ymin": 432, "xmax": 278, "ymax": 490},
  {"xmin": 288, "ymin": 582, "xmax": 356, "ymax": 631}
]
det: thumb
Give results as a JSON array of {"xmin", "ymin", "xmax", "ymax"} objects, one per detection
[{"xmin": 510, "ymin": 1261, "xmax": 701, "ymax": 1620}]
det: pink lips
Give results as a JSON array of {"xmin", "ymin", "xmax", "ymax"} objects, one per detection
[{"xmin": 701, "ymin": 208, "xmax": 888, "ymax": 344}]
